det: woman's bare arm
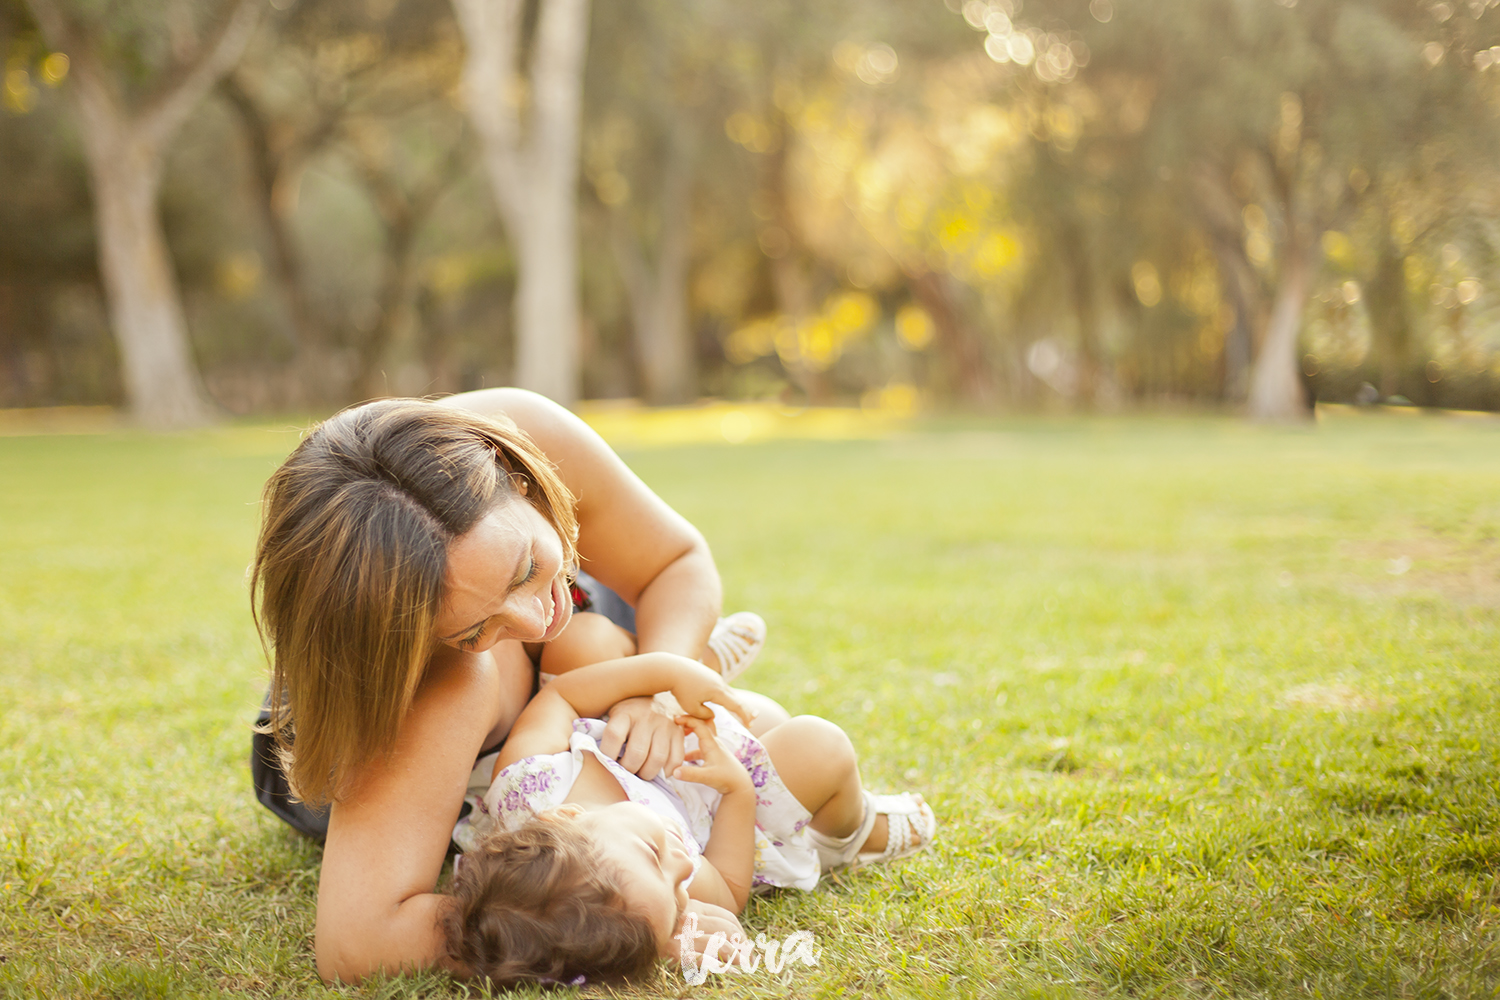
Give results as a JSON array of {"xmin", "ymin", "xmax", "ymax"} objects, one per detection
[{"xmin": 314, "ymin": 650, "xmax": 520, "ymax": 983}]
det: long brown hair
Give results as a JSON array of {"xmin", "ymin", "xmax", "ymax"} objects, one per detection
[
  {"xmin": 443, "ymin": 820, "xmax": 660, "ymax": 987},
  {"xmin": 250, "ymin": 399, "xmax": 578, "ymax": 806}
]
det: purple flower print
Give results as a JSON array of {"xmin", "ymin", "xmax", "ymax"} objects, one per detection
[
  {"xmin": 750, "ymin": 764, "xmax": 770, "ymax": 788},
  {"xmin": 505, "ymin": 790, "xmax": 521, "ymax": 812}
]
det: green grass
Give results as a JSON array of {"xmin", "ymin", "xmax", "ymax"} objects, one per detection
[{"xmin": 2, "ymin": 412, "xmax": 1499, "ymax": 998}]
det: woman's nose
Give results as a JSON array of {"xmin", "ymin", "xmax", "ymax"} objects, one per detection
[{"xmin": 506, "ymin": 587, "xmax": 551, "ymax": 637}]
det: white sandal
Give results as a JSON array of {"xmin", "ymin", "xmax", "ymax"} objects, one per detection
[
  {"xmin": 807, "ymin": 790, "xmax": 936, "ymax": 872},
  {"xmin": 705, "ymin": 611, "xmax": 766, "ymax": 683}
]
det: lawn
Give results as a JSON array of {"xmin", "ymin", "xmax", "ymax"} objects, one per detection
[{"xmin": 2, "ymin": 410, "xmax": 1498, "ymax": 999}]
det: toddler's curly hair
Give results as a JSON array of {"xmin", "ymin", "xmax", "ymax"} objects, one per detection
[{"xmin": 443, "ymin": 820, "xmax": 660, "ymax": 988}]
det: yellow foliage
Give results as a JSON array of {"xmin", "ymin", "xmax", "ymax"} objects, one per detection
[
  {"xmin": 1170, "ymin": 258, "xmax": 1221, "ymax": 318},
  {"xmin": 860, "ymin": 382, "xmax": 920, "ymax": 415},
  {"xmin": 939, "ymin": 214, "xmax": 977, "ymax": 254},
  {"xmin": 963, "ymin": 183, "xmax": 994, "ymax": 213},
  {"xmin": 725, "ymin": 112, "xmax": 775, "ymax": 153},
  {"xmin": 4, "ymin": 64, "xmax": 36, "ymax": 114},
  {"xmin": 693, "ymin": 243, "xmax": 761, "ymax": 320},
  {"xmin": 216, "ymin": 253, "xmax": 263, "ymax": 300},
  {"xmin": 896, "ymin": 193, "xmax": 929, "ymax": 232},
  {"xmin": 40, "ymin": 53, "xmax": 69, "ymax": 87},
  {"xmin": 725, "ymin": 292, "xmax": 880, "ymax": 370},
  {"xmin": 972, "ymin": 232, "xmax": 1019, "ymax": 277},
  {"xmin": 896, "ymin": 305, "xmax": 936, "ymax": 350},
  {"xmin": 1322, "ymin": 231, "xmax": 1355, "ymax": 268},
  {"xmin": 1132, "ymin": 261, "xmax": 1162, "ymax": 307},
  {"xmin": 826, "ymin": 291, "xmax": 878, "ymax": 333},
  {"xmin": 725, "ymin": 317, "xmax": 784, "ymax": 365}
]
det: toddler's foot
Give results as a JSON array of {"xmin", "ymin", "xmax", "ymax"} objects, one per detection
[{"xmin": 808, "ymin": 791, "xmax": 935, "ymax": 871}]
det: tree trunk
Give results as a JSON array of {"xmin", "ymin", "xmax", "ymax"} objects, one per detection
[
  {"xmin": 352, "ymin": 221, "xmax": 417, "ymax": 401},
  {"xmin": 1056, "ymin": 215, "xmax": 1104, "ymax": 408},
  {"xmin": 218, "ymin": 74, "xmax": 323, "ymax": 355},
  {"xmin": 1247, "ymin": 231, "xmax": 1318, "ymax": 421},
  {"xmin": 906, "ymin": 269, "xmax": 995, "ymax": 406},
  {"xmin": 612, "ymin": 130, "xmax": 697, "ymax": 404},
  {"xmin": 1365, "ymin": 214, "xmax": 1411, "ymax": 400},
  {"xmin": 453, "ymin": 0, "xmax": 590, "ymax": 408},
  {"xmin": 1210, "ymin": 238, "xmax": 1260, "ymax": 405},
  {"xmin": 347, "ymin": 136, "xmax": 468, "ymax": 403},
  {"xmin": 29, "ymin": 0, "xmax": 259, "ymax": 427},
  {"xmin": 76, "ymin": 93, "xmax": 215, "ymax": 427},
  {"xmin": 757, "ymin": 125, "xmax": 835, "ymax": 403},
  {"xmin": 1191, "ymin": 162, "xmax": 1268, "ymax": 405}
]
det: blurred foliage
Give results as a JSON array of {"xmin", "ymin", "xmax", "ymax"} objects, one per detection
[{"xmin": 4, "ymin": 0, "xmax": 1500, "ymax": 412}]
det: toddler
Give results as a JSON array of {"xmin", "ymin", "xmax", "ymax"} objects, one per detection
[{"xmin": 443, "ymin": 626, "xmax": 935, "ymax": 987}]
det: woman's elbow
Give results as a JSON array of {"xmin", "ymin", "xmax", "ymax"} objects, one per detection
[
  {"xmin": 315, "ymin": 932, "xmax": 369, "ymax": 986},
  {"xmin": 314, "ymin": 920, "xmax": 395, "ymax": 985},
  {"xmin": 314, "ymin": 897, "xmax": 453, "ymax": 984}
]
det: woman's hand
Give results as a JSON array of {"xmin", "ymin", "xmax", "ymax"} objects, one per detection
[
  {"xmin": 671, "ymin": 716, "xmax": 753, "ymax": 795},
  {"xmin": 598, "ymin": 696, "xmax": 685, "ymax": 780}
]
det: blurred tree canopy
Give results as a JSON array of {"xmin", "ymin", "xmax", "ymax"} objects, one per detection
[{"xmin": 3, "ymin": 0, "xmax": 1499, "ymax": 419}]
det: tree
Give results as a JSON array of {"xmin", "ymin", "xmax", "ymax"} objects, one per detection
[
  {"xmin": 581, "ymin": 0, "xmax": 717, "ymax": 404},
  {"xmin": 345, "ymin": 122, "xmax": 470, "ymax": 401},
  {"xmin": 26, "ymin": 0, "xmax": 259, "ymax": 426},
  {"xmin": 1066, "ymin": 0, "xmax": 1499, "ymax": 419},
  {"xmin": 451, "ymin": 0, "xmax": 589, "ymax": 407},
  {"xmin": 221, "ymin": 0, "xmax": 473, "ymax": 405}
]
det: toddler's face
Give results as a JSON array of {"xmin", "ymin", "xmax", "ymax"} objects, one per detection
[{"xmin": 575, "ymin": 802, "xmax": 694, "ymax": 956}]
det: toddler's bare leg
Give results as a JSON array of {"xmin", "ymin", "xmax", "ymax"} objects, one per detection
[
  {"xmin": 733, "ymin": 689, "xmax": 791, "ymax": 735},
  {"xmin": 539, "ymin": 611, "xmax": 637, "ymax": 676},
  {"xmin": 755, "ymin": 716, "xmax": 899, "ymax": 854}
]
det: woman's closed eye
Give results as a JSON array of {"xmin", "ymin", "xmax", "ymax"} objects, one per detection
[
  {"xmin": 518, "ymin": 558, "xmax": 538, "ymax": 586},
  {"xmin": 458, "ymin": 622, "xmax": 487, "ymax": 648}
]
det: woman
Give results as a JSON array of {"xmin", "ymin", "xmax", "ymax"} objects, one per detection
[{"xmin": 250, "ymin": 389, "xmax": 775, "ymax": 981}]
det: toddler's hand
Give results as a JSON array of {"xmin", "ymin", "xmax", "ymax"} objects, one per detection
[
  {"xmin": 671, "ymin": 716, "xmax": 754, "ymax": 795},
  {"xmin": 672, "ymin": 900, "xmax": 746, "ymax": 968},
  {"xmin": 667, "ymin": 658, "xmax": 755, "ymax": 728}
]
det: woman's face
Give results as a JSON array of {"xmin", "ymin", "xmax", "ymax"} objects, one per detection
[{"xmin": 433, "ymin": 498, "xmax": 572, "ymax": 651}]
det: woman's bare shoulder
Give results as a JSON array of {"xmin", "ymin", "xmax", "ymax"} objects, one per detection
[{"xmin": 437, "ymin": 388, "xmax": 587, "ymax": 452}]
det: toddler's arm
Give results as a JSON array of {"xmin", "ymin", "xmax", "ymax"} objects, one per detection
[
  {"xmin": 494, "ymin": 653, "xmax": 751, "ymax": 775},
  {"xmin": 674, "ymin": 716, "xmax": 756, "ymax": 913}
]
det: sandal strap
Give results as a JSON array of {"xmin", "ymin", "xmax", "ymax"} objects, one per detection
[
  {"xmin": 705, "ymin": 612, "xmax": 766, "ymax": 683},
  {"xmin": 856, "ymin": 792, "xmax": 936, "ymax": 867}
]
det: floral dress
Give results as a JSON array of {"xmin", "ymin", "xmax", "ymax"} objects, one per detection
[{"xmin": 452, "ymin": 704, "xmax": 820, "ymax": 892}]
